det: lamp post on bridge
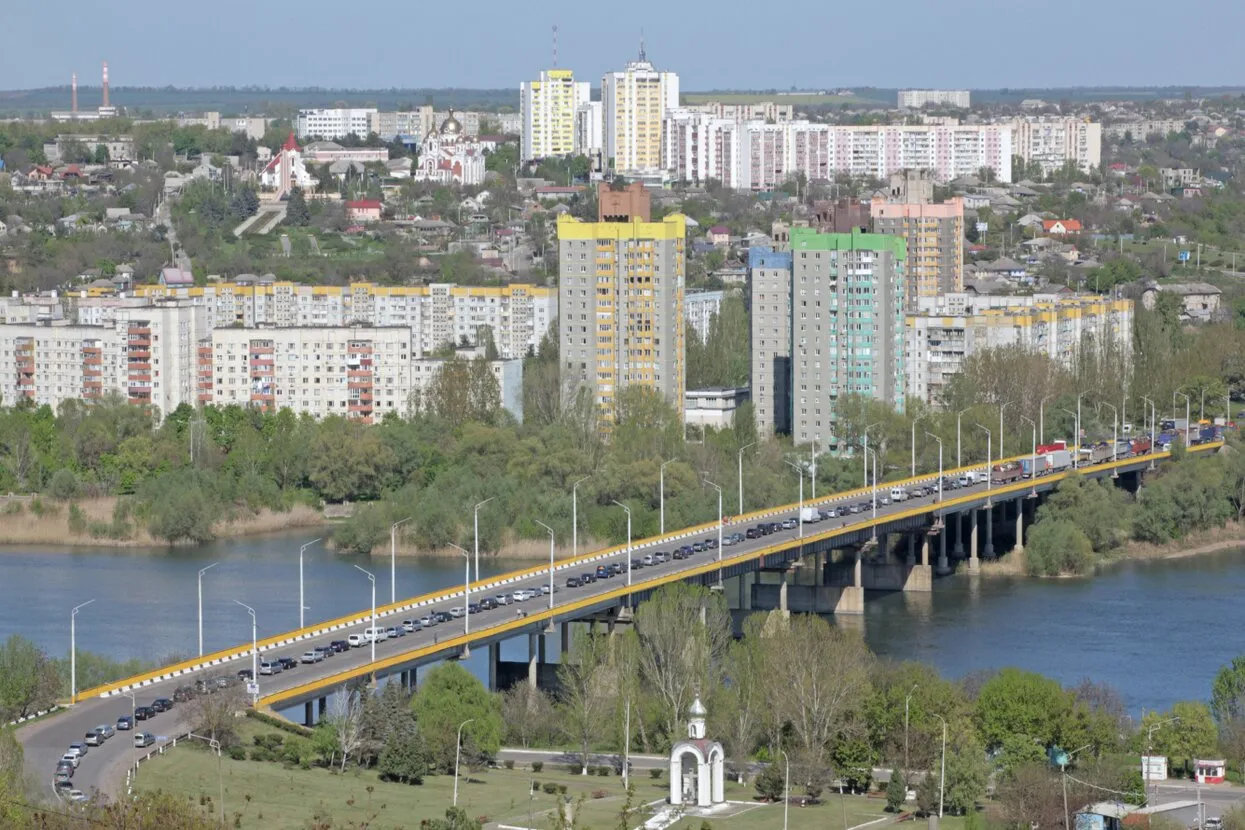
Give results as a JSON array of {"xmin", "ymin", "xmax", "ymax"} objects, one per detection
[
  {"xmin": 1021, "ymin": 415, "xmax": 1037, "ymax": 495},
  {"xmin": 784, "ymin": 460, "xmax": 805, "ymax": 539},
  {"xmin": 70, "ymin": 599, "xmax": 95, "ymax": 704},
  {"xmin": 974, "ymin": 424, "xmax": 992, "ymax": 496},
  {"xmin": 1060, "ymin": 408, "xmax": 1080, "ymax": 468},
  {"xmin": 197, "ymin": 563, "xmax": 216, "ymax": 657},
  {"xmin": 999, "ymin": 401, "xmax": 1010, "ymax": 460},
  {"xmin": 702, "ymin": 475, "xmax": 724, "ymax": 585},
  {"xmin": 353, "ymin": 565, "xmax": 376, "ymax": 665},
  {"xmin": 572, "ymin": 475, "xmax": 590, "ymax": 560},
  {"xmin": 659, "ymin": 457, "xmax": 678, "ymax": 536},
  {"xmin": 448, "ymin": 544, "xmax": 471, "ymax": 639},
  {"xmin": 956, "ymin": 408, "xmax": 971, "ymax": 469},
  {"xmin": 534, "ymin": 521, "xmax": 556, "ymax": 610},
  {"xmin": 612, "ymin": 501, "xmax": 633, "ymax": 599},
  {"xmin": 389, "ymin": 519, "xmax": 410, "ymax": 605},
  {"xmin": 924, "ymin": 432, "xmax": 943, "ymax": 502},
  {"xmin": 1101, "ymin": 402, "xmax": 1119, "ymax": 471},
  {"xmin": 863, "ymin": 447, "xmax": 878, "ymax": 536},
  {"xmin": 232, "ymin": 600, "xmax": 258, "ymax": 704},
  {"xmin": 299, "ymin": 539, "xmax": 321, "ymax": 630},
  {"xmin": 737, "ymin": 442, "xmax": 756, "ymax": 515},
  {"xmin": 863, "ymin": 422, "xmax": 881, "ymax": 489},
  {"xmin": 472, "ymin": 497, "xmax": 494, "ymax": 583}
]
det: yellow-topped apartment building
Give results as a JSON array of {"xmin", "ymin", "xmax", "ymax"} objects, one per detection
[
  {"xmin": 558, "ymin": 183, "xmax": 686, "ymax": 426},
  {"xmin": 521, "ymin": 69, "xmax": 590, "ymax": 163}
]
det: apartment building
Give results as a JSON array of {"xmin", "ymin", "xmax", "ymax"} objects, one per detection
[
  {"xmin": 898, "ymin": 89, "xmax": 971, "ymax": 109},
  {"xmin": 686, "ymin": 101, "xmax": 794, "ymax": 122},
  {"xmin": 296, "ymin": 108, "xmax": 378, "ymax": 141},
  {"xmin": 1011, "ymin": 117, "xmax": 1102, "ymax": 175},
  {"xmin": 0, "ymin": 302, "xmax": 209, "ymax": 417},
  {"xmin": 748, "ymin": 247, "xmax": 793, "ymax": 437},
  {"xmin": 133, "ymin": 282, "xmax": 555, "ymax": 360},
  {"xmin": 789, "ymin": 228, "xmax": 906, "ymax": 449},
  {"xmin": 373, "ymin": 107, "xmax": 436, "ymax": 141},
  {"xmin": 601, "ymin": 49, "xmax": 680, "ymax": 174},
  {"xmin": 661, "ymin": 120, "xmax": 1013, "ymax": 188},
  {"xmin": 904, "ymin": 293, "xmax": 1134, "ymax": 405},
  {"xmin": 521, "ymin": 69, "xmax": 591, "ymax": 162},
  {"xmin": 558, "ymin": 184, "xmax": 686, "ymax": 426},
  {"xmin": 871, "ymin": 197, "xmax": 965, "ymax": 309},
  {"xmin": 1102, "ymin": 120, "xmax": 1185, "ymax": 141},
  {"xmin": 685, "ymin": 290, "xmax": 724, "ymax": 343},
  {"xmin": 574, "ymin": 102, "xmax": 604, "ymax": 157}
]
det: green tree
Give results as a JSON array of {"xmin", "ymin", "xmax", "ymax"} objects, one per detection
[
  {"xmin": 411, "ymin": 662, "xmax": 502, "ymax": 771},
  {"xmin": 1212, "ymin": 656, "xmax": 1245, "ymax": 725},
  {"xmin": 377, "ymin": 718, "xmax": 431, "ymax": 784},
  {"xmin": 285, "ymin": 186, "xmax": 310, "ymax": 226},
  {"xmin": 1147, "ymin": 702, "xmax": 1218, "ymax": 773},
  {"xmin": 556, "ymin": 623, "xmax": 613, "ymax": 774},
  {"xmin": 886, "ymin": 768, "xmax": 907, "ymax": 811},
  {"xmin": 1023, "ymin": 518, "xmax": 1096, "ymax": 576},
  {"xmin": 686, "ymin": 294, "xmax": 749, "ymax": 389},
  {"xmin": 0, "ymin": 635, "xmax": 60, "ymax": 721},
  {"xmin": 754, "ymin": 762, "xmax": 785, "ymax": 801},
  {"xmin": 975, "ymin": 668, "xmax": 1072, "ymax": 751}
]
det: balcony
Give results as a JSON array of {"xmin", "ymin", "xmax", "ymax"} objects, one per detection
[
  {"xmin": 347, "ymin": 380, "xmax": 373, "ymax": 390},
  {"xmin": 128, "ymin": 337, "xmax": 152, "ymax": 348},
  {"xmin": 348, "ymin": 402, "xmax": 374, "ymax": 414}
]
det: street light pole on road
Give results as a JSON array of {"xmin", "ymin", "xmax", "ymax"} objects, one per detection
[
  {"xmin": 535, "ymin": 521, "xmax": 557, "ymax": 610},
  {"xmin": 572, "ymin": 475, "xmax": 590, "ymax": 559},
  {"xmin": 70, "ymin": 599, "xmax": 95, "ymax": 704},
  {"xmin": 659, "ymin": 457, "xmax": 678, "ymax": 535},
  {"xmin": 473, "ymin": 498, "xmax": 494, "ymax": 583},
  {"xmin": 448, "ymin": 544, "xmax": 471, "ymax": 639},
  {"xmin": 453, "ymin": 718, "xmax": 476, "ymax": 807},
  {"xmin": 197, "ymin": 563, "xmax": 217, "ymax": 656},
  {"xmin": 354, "ymin": 565, "xmax": 377, "ymax": 664},
  {"xmin": 737, "ymin": 442, "xmax": 756, "ymax": 514},
  {"xmin": 924, "ymin": 432, "xmax": 943, "ymax": 502},
  {"xmin": 389, "ymin": 519, "xmax": 410, "ymax": 605},
  {"xmin": 612, "ymin": 501, "xmax": 633, "ymax": 591},
  {"xmin": 233, "ymin": 600, "xmax": 258, "ymax": 703},
  {"xmin": 702, "ymin": 475, "xmax": 724, "ymax": 584},
  {"xmin": 299, "ymin": 539, "xmax": 321, "ymax": 630}
]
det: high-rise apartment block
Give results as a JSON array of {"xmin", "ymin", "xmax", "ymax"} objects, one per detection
[
  {"xmin": 748, "ymin": 248, "xmax": 793, "ymax": 438},
  {"xmin": 685, "ymin": 290, "xmax": 725, "ymax": 343},
  {"xmin": 373, "ymin": 107, "xmax": 435, "ymax": 142},
  {"xmin": 601, "ymin": 49, "xmax": 679, "ymax": 175},
  {"xmin": 898, "ymin": 89, "xmax": 971, "ymax": 109},
  {"xmin": 1011, "ymin": 117, "xmax": 1102, "ymax": 176},
  {"xmin": 662, "ymin": 110, "xmax": 741, "ymax": 187},
  {"xmin": 685, "ymin": 101, "xmax": 795, "ymax": 122},
  {"xmin": 134, "ymin": 282, "xmax": 554, "ymax": 360},
  {"xmin": 574, "ymin": 101, "xmax": 604, "ymax": 157},
  {"xmin": 521, "ymin": 70, "xmax": 591, "ymax": 162},
  {"xmin": 905, "ymin": 294, "xmax": 1133, "ymax": 405},
  {"xmin": 296, "ymin": 108, "xmax": 378, "ymax": 141},
  {"xmin": 870, "ymin": 172, "xmax": 964, "ymax": 309},
  {"xmin": 558, "ymin": 184, "xmax": 686, "ymax": 426},
  {"xmin": 788, "ymin": 228, "xmax": 906, "ymax": 449}
]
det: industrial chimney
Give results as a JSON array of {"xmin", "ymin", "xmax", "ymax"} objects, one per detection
[
  {"xmin": 71, "ymin": 72, "xmax": 78, "ymax": 114},
  {"xmin": 101, "ymin": 61, "xmax": 109, "ymax": 109}
]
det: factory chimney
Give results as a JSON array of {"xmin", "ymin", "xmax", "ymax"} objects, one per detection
[
  {"xmin": 71, "ymin": 73, "xmax": 78, "ymax": 114},
  {"xmin": 102, "ymin": 61, "xmax": 109, "ymax": 109}
]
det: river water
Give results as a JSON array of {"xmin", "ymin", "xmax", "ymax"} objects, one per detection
[{"xmin": 3, "ymin": 530, "xmax": 1241, "ymax": 714}]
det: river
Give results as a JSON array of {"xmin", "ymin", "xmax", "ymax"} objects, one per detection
[{"xmin": 3, "ymin": 530, "xmax": 1242, "ymax": 714}]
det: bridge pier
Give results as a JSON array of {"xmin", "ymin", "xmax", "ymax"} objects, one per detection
[
  {"xmin": 906, "ymin": 534, "xmax": 915, "ymax": 566},
  {"xmin": 488, "ymin": 642, "xmax": 500, "ymax": 691},
  {"xmin": 968, "ymin": 510, "xmax": 980, "ymax": 572},
  {"xmin": 937, "ymin": 521, "xmax": 950, "ymax": 575},
  {"xmin": 953, "ymin": 512, "xmax": 966, "ymax": 557},
  {"xmin": 1015, "ymin": 501, "xmax": 1025, "ymax": 553},
  {"xmin": 318, "ymin": 696, "xmax": 326, "ymax": 720},
  {"xmin": 560, "ymin": 621, "xmax": 570, "ymax": 657},
  {"xmin": 983, "ymin": 504, "xmax": 995, "ymax": 559},
  {"xmin": 528, "ymin": 633, "xmax": 538, "ymax": 689},
  {"xmin": 304, "ymin": 701, "xmax": 313, "ymax": 726}
]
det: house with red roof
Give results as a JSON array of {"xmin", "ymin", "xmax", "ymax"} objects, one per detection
[
  {"xmin": 1042, "ymin": 219, "xmax": 1082, "ymax": 235},
  {"xmin": 707, "ymin": 225, "xmax": 732, "ymax": 247},
  {"xmin": 346, "ymin": 199, "xmax": 383, "ymax": 223}
]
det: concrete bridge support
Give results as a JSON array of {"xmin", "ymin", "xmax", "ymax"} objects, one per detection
[
  {"xmin": 937, "ymin": 521, "xmax": 950, "ymax": 575},
  {"xmin": 983, "ymin": 504, "xmax": 995, "ymax": 559},
  {"xmin": 1015, "ymin": 500, "xmax": 1025, "ymax": 553},
  {"xmin": 968, "ymin": 511, "xmax": 980, "ymax": 572},
  {"xmin": 560, "ymin": 622, "xmax": 570, "ymax": 657},
  {"xmin": 528, "ymin": 633, "xmax": 539, "ymax": 689},
  {"xmin": 953, "ymin": 512, "xmax": 966, "ymax": 557},
  {"xmin": 488, "ymin": 642, "xmax": 500, "ymax": 691}
]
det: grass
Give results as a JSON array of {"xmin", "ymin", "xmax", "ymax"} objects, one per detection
[{"xmin": 135, "ymin": 721, "xmax": 903, "ymax": 829}]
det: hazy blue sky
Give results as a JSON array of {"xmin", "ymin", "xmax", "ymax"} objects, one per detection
[{"xmin": 3, "ymin": 0, "xmax": 1243, "ymax": 90}]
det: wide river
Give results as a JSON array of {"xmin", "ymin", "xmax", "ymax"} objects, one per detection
[{"xmin": 2, "ymin": 530, "xmax": 1241, "ymax": 714}]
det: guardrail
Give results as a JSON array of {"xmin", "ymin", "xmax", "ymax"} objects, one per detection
[{"xmin": 81, "ymin": 444, "xmax": 1215, "ymax": 703}]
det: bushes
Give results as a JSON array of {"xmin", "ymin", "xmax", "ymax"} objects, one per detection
[
  {"xmin": 227, "ymin": 745, "xmax": 247, "ymax": 761},
  {"xmin": 755, "ymin": 764, "xmax": 785, "ymax": 801},
  {"xmin": 47, "ymin": 469, "xmax": 80, "ymax": 501},
  {"xmin": 1024, "ymin": 519, "xmax": 1095, "ymax": 576},
  {"xmin": 531, "ymin": 761, "xmax": 543, "ymax": 773},
  {"xmin": 649, "ymin": 768, "xmax": 662, "ymax": 780},
  {"xmin": 542, "ymin": 782, "xmax": 559, "ymax": 795}
]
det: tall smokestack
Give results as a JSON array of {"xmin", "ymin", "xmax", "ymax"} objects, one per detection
[
  {"xmin": 102, "ymin": 61, "xmax": 109, "ymax": 109},
  {"xmin": 71, "ymin": 73, "xmax": 78, "ymax": 114}
]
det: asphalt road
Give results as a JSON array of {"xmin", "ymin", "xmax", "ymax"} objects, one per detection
[{"xmin": 17, "ymin": 452, "xmax": 1158, "ymax": 802}]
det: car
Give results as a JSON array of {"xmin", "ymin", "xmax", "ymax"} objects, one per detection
[
  {"xmin": 1206, "ymin": 819, "xmax": 1223, "ymax": 830},
  {"xmin": 347, "ymin": 633, "xmax": 366, "ymax": 648},
  {"xmin": 67, "ymin": 790, "xmax": 88, "ymax": 803},
  {"xmin": 55, "ymin": 761, "xmax": 74, "ymax": 777},
  {"xmin": 654, "ymin": 552, "xmax": 669, "ymax": 563},
  {"xmin": 152, "ymin": 698, "xmax": 173, "ymax": 712},
  {"xmin": 84, "ymin": 730, "xmax": 102, "ymax": 747},
  {"xmin": 68, "ymin": 743, "xmax": 88, "ymax": 758},
  {"xmin": 479, "ymin": 598, "xmax": 498, "ymax": 611},
  {"xmin": 385, "ymin": 626, "xmax": 402, "ymax": 639},
  {"xmin": 722, "ymin": 534, "xmax": 737, "ymax": 546},
  {"xmin": 434, "ymin": 611, "xmax": 452, "ymax": 624},
  {"xmin": 278, "ymin": 656, "xmax": 298, "ymax": 671},
  {"xmin": 449, "ymin": 607, "xmax": 466, "ymax": 619},
  {"xmin": 468, "ymin": 602, "xmax": 482, "ymax": 614},
  {"xmin": 848, "ymin": 503, "xmax": 861, "ymax": 514},
  {"xmin": 419, "ymin": 615, "xmax": 435, "ymax": 627},
  {"xmin": 756, "ymin": 523, "xmax": 771, "ymax": 536},
  {"xmin": 316, "ymin": 645, "xmax": 337, "ymax": 657},
  {"xmin": 60, "ymin": 753, "xmax": 80, "ymax": 769},
  {"xmin": 173, "ymin": 686, "xmax": 194, "ymax": 703},
  {"xmin": 745, "ymin": 527, "xmax": 760, "ymax": 539},
  {"xmin": 692, "ymin": 542, "xmax": 705, "ymax": 552},
  {"xmin": 134, "ymin": 732, "xmax": 155, "ymax": 749},
  {"xmin": 401, "ymin": 620, "xmax": 417, "ymax": 633},
  {"xmin": 510, "ymin": 590, "xmax": 532, "ymax": 602},
  {"xmin": 609, "ymin": 562, "xmax": 624, "ymax": 576},
  {"xmin": 631, "ymin": 558, "xmax": 644, "ymax": 570},
  {"xmin": 116, "ymin": 715, "xmax": 133, "ymax": 731},
  {"xmin": 301, "ymin": 651, "xmax": 322, "ymax": 664},
  {"xmin": 132, "ymin": 706, "xmax": 153, "ymax": 720},
  {"xmin": 259, "ymin": 660, "xmax": 278, "ymax": 675},
  {"xmin": 704, "ymin": 538, "xmax": 718, "ymax": 549},
  {"xmin": 642, "ymin": 554, "xmax": 655, "ymax": 566},
  {"xmin": 672, "ymin": 548, "xmax": 687, "ymax": 560},
  {"xmin": 54, "ymin": 772, "xmax": 73, "ymax": 787},
  {"xmin": 495, "ymin": 593, "xmax": 512, "ymax": 606},
  {"xmin": 566, "ymin": 576, "xmax": 582, "ymax": 588},
  {"xmin": 363, "ymin": 627, "xmax": 388, "ymax": 642},
  {"xmin": 330, "ymin": 640, "xmax": 350, "ymax": 652},
  {"xmin": 95, "ymin": 724, "xmax": 115, "ymax": 740},
  {"xmin": 595, "ymin": 565, "xmax": 610, "ymax": 578},
  {"xmin": 237, "ymin": 668, "xmax": 254, "ymax": 681},
  {"xmin": 580, "ymin": 572, "xmax": 596, "ymax": 584}
]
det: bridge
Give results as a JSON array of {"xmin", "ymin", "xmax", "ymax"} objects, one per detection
[{"xmin": 17, "ymin": 442, "xmax": 1221, "ymax": 797}]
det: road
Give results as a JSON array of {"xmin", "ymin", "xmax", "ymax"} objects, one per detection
[{"xmin": 16, "ymin": 449, "xmax": 1180, "ymax": 802}]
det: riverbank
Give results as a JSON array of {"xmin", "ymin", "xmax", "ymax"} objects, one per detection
[{"xmin": 0, "ymin": 497, "xmax": 327, "ymax": 549}]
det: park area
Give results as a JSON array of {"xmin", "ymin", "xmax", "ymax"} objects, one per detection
[{"xmin": 133, "ymin": 720, "xmax": 915, "ymax": 830}]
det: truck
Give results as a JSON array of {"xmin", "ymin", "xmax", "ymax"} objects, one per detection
[
  {"xmin": 1084, "ymin": 443, "xmax": 1114, "ymax": 464},
  {"xmin": 1036, "ymin": 441, "xmax": 1068, "ymax": 455},
  {"xmin": 1156, "ymin": 430, "xmax": 1177, "ymax": 449},
  {"xmin": 889, "ymin": 486, "xmax": 909, "ymax": 502},
  {"xmin": 991, "ymin": 462, "xmax": 1023, "ymax": 484},
  {"xmin": 1129, "ymin": 435, "xmax": 1152, "ymax": 455},
  {"xmin": 1045, "ymin": 450, "xmax": 1073, "ymax": 473},
  {"xmin": 1161, "ymin": 418, "xmax": 1189, "ymax": 433},
  {"xmin": 799, "ymin": 507, "xmax": 821, "ymax": 523},
  {"xmin": 1194, "ymin": 426, "xmax": 1222, "ymax": 445},
  {"xmin": 958, "ymin": 471, "xmax": 984, "ymax": 486},
  {"xmin": 1020, "ymin": 456, "xmax": 1050, "ymax": 478}
]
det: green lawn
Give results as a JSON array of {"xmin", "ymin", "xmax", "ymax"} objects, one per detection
[{"xmin": 135, "ymin": 721, "xmax": 905, "ymax": 829}]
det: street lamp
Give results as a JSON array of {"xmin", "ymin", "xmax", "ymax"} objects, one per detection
[
  {"xmin": 1039, "ymin": 394, "xmax": 1055, "ymax": 444},
  {"xmin": 864, "ymin": 447, "xmax": 879, "ymax": 530},
  {"xmin": 999, "ymin": 402, "xmax": 1010, "ymax": 460},
  {"xmin": 702, "ymin": 475, "xmax": 724, "ymax": 584},
  {"xmin": 737, "ymin": 442, "xmax": 756, "ymax": 515},
  {"xmin": 612, "ymin": 501, "xmax": 633, "ymax": 589},
  {"xmin": 1061, "ymin": 743, "xmax": 1095, "ymax": 830},
  {"xmin": 1021, "ymin": 416, "xmax": 1037, "ymax": 494},
  {"xmin": 122, "ymin": 690, "xmax": 137, "ymax": 781},
  {"xmin": 1101, "ymin": 402, "xmax": 1119, "ymax": 467},
  {"xmin": 197, "ymin": 563, "xmax": 217, "ymax": 656},
  {"xmin": 904, "ymin": 684, "xmax": 919, "ymax": 775},
  {"xmin": 472, "ymin": 497, "xmax": 494, "ymax": 583},
  {"xmin": 448, "ymin": 544, "xmax": 471, "ymax": 638},
  {"xmin": 810, "ymin": 436, "xmax": 819, "ymax": 499},
  {"xmin": 1142, "ymin": 395, "xmax": 1157, "ymax": 466},
  {"xmin": 298, "ymin": 539, "xmax": 321, "ymax": 630},
  {"xmin": 572, "ymin": 475, "xmax": 590, "ymax": 559},
  {"xmin": 70, "ymin": 599, "xmax": 95, "ymax": 704},
  {"xmin": 453, "ymin": 718, "xmax": 476, "ymax": 807},
  {"xmin": 974, "ymin": 424, "xmax": 992, "ymax": 494},
  {"xmin": 535, "ymin": 521, "xmax": 556, "ymax": 610},
  {"xmin": 389, "ymin": 519, "xmax": 410, "ymax": 605},
  {"xmin": 233, "ymin": 600, "xmax": 257, "ymax": 703},
  {"xmin": 659, "ymin": 457, "xmax": 679, "ymax": 535},
  {"xmin": 784, "ymin": 460, "xmax": 805, "ymax": 538},
  {"xmin": 781, "ymin": 748, "xmax": 790, "ymax": 830},
  {"xmin": 1060, "ymin": 408, "xmax": 1080, "ymax": 468},
  {"xmin": 956, "ymin": 408, "xmax": 972, "ymax": 469},
  {"xmin": 1145, "ymin": 716, "xmax": 1180, "ymax": 806},
  {"xmin": 354, "ymin": 565, "xmax": 377, "ymax": 664},
  {"xmin": 924, "ymin": 432, "xmax": 943, "ymax": 502},
  {"xmin": 910, "ymin": 416, "xmax": 924, "ymax": 478},
  {"xmin": 934, "ymin": 713, "xmax": 947, "ymax": 818},
  {"xmin": 863, "ymin": 422, "xmax": 882, "ymax": 488}
]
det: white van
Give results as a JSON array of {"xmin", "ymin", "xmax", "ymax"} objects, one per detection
[
  {"xmin": 347, "ymin": 633, "xmax": 366, "ymax": 648},
  {"xmin": 363, "ymin": 627, "xmax": 387, "ymax": 642},
  {"xmin": 890, "ymin": 487, "xmax": 909, "ymax": 502}
]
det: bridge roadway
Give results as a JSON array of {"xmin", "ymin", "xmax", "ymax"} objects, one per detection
[{"xmin": 17, "ymin": 443, "xmax": 1220, "ymax": 798}]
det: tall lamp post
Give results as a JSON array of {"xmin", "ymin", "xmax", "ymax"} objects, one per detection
[
  {"xmin": 781, "ymin": 748, "xmax": 791, "ymax": 830},
  {"xmin": 70, "ymin": 599, "xmax": 95, "ymax": 704},
  {"xmin": 298, "ymin": 539, "xmax": 321, "ymax": 630},
  {"xmin": 864, "ymin": 448, "xmax": 879, "ymax": 531},
  {"xmin": 1101, "ymin": 402, "xmax": 1119, "ymax": 468},
  {"xmin": 453, "ymin": 718, "xmax": 476, "ymax": 807},
  {"xmin": 810, "ymin": 437, "xmax": 819, "ymax": 499},
  {"xmin": 612, "ymin": 501, "xmax": 633, "ymax": 590},
  {"xmin": 934, "ymin": 713, "xmax": 947, "ymax": 818},
  {"xmin": 702, "ymin": 476, "xmax": 724, "ymax": 584},
  {"xmin": 974, "ymin": 424, "xmax": 992, "ymax": 494},
  {"xmin": 904, "ymin": 684, "xmax": 919, "ymax": 776},
  {"xmin": 863, "ymin": 422, "xmax": 882, "ymax": 488},
  {"xmin": 910, "ymin": 416, "xmax": 924, "ymax": 478},
  {"xmin": 999, "ymin": 401, "xmax": 1010, "ymax": 460},
  {"xmin": 1039, "ymin": 394, "xmax": 1055, "ymax": 444},
  {"xmin": 659, "ymin": 457, "xmax": 679, "ymax": 535},
  {"xmin": 197, "ymin": 563, "xmax": 217, "ymax": 657},
  {"xmin": 535, "ymin": 521, "xmax": 556, "ymax": 610},
  {"xmin": 354, "ymin": 565, "xmax": 377, "ymax": 664},
  {"xmin": 1141, "ymin": 395, "xmax": 1158, "ymax": 466},
  {"xmin": 1176, "ymin": 392, "xmax": 1191, "ymax": 446},
  {"xmin": 924, "ymin": 432, "xmax": 943, "ymax": 502},
  {"xmin": 448, "ymin": 544, "xmax": 471, "ymax": 638},
  {"xmin": 1060, "ymin": 743, "xmax": 1094, "ymax": 830},
  {"xmin": 1145, "ymin": 716, "xmax": 1180, "ymax": 806},
  {"xmin": 785, "ymin": 460, "xmax": 805, "ymax": 538},
  {"xmin": 737, "ymin": 442, "xmax": 756, "ymax": 515},
  {"xmin": 389, "ymin": 519, "xmax": 410, "ymax": 605},
  {"xmin": 1021, "ymin": 416, "xmax": 1037, "ymax": 495},
  {"xmin": 233, "ymin": 600, "xmax": 258, "ymax": 703},
  {"xmin": 572, "ymin": 475, "xmax": 590, "ymax": 559},
  {"xmin": 1060, "ymin": 408, "xmax": 1080, "ymax": 468},
  {"xmin": 472, "ymin": 497, "xmax": 494, "ymax": 582},
  {"xmin": 956, "ymin": 408, "xmax": 972, "ymax": 469}
]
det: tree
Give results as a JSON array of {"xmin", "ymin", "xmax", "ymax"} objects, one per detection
[
  {"xmin": 377, "ymin": 718, "xmax": 431, "ymax": 784},
  {"xmin": 412, "ymin": 662, "xmax": 502, "ymax": 770},
  {"xmin": 994, "ymin": 763, "xmax": 1065, "ymax": 830},
  {"xmin": 556, "ymin": 623, "xmax": 613, "ymax": 774},
  {"xmin": 754, "ymin": 762, "xmax": 785, "ymax": 801},
  {"xmin": 1211, "ymin": 656, "xmax": 1245, "ymax": 725},
  {"xmin": 886, "ymin": 768, "xmax": 907, "ymax": 811},
  {"xmin": 500, "ymin": 683, "xmax": 555, "ymax": 748},
  {"xmin": 1147, "ymin": 702, "xmax": 1218, "ymax": 773},
  {"xmin": 0, "ymin": 634, "xmax": 60, "ymax": 721},
  {"xmin": 975, "ymin": 668, "xmax": 1072, "ymax": 750},
  {"xmin": 423, "ymin": 355, "xmax": 501, "ymax": 424},
  {"xmin": 285, "ymin": 186, "xmax": 310, "ymax": 226},
  {"xmin": 915, "ymin": 773, "xmax": 939, "ymax": 816},
  {"xmin": 715, "ymin": 617, "xmax": 767, "ymax": 782},
  {"xmin": 1023, "ymin": 518, "xmax": 1096, "ymax": 576},
  {"xmin": 185, "ymin": 683, "xmax": 246, "ymax": 749},
  {"xmin": 326, "ymin": 686, "xmax": 364, "ymax": 771}
]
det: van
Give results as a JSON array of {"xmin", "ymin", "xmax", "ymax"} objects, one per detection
[
  {"xmin": 258, "ymin": 660, "xmax": 278, "ymax": 675},
  {"xmin": 347, "ymin": 633, "xmax": 365, "ymax": 648},
  {"xmin": 890, "ymin": 487, "xmax": 909, "ymax": 502},
  {"xmin": 363, "ymin": 627, "xmax": 387, "ymax": 642}
]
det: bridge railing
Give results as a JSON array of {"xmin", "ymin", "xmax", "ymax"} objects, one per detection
[{"xmin": 80, "ymin": 444, "xmax": 1215, "ymax": 702}]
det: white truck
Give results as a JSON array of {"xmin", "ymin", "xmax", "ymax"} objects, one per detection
[
  {"xmin": 799, "ymin": 507, "xmax": 821, "ymax": 523},
  {"xmin": 889, "ymin": 487, "xmax": 909, "ymax": 502}
]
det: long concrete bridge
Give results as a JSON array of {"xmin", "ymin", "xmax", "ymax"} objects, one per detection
[{"xmin": 17, "ymin": 442, "xmax": 1221, "ymax": 797}]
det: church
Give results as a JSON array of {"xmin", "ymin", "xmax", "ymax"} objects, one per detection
[
  {"xmin": 413, "ymin": 111, "xmax": 487, "ymax": 187},
  {"xmin": 260, "ymin": 133, "xmax": 317, "ymax": 197}
]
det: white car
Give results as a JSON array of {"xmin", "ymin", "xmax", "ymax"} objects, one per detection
[
  {"xmin": 300, "ymin": 651, "xmax": 323, "ymax": 664},
  {"xmin": 347, "ymin": 633, "xmax": 366, "ymax": 647},
  {"xmin": 67, "ymin": 790, "xmax": 87, "ymax": 803},
  {"xmin": 449, "ymin": 607, "xmax": 465, "ymax": 618},
  {"xmin": 418, "ymin": 615, "xmax": 435, "ymax": 627},
  {"xmin": 60, "ymin": 753, "xmax": 81, "ymax": 769}
]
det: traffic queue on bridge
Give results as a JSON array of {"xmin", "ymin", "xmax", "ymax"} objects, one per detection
[{"xmin": 52, "ymin": 696, "xmax": 175, "ymax": 801}]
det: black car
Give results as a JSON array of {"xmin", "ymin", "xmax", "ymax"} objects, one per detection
[
  {"xmin": 679, "ymin": 545, "xmax": 694, "ymax": 557},
  {"xmin": 631, "ymin": 558, "xmax": 644, "ymax": 570},
  {"xmin": 692, "ymin": 542, "xmax": 705, "ymax": 552},
  {"xmin": 278, "ymin": 656, "xmax": 298, "ymax": 671},
  {"xmin": 580, "ymin": 572, "xmax": 596, "ymax": 584},
  {"xmin": 330, "ymin": 640, "xmax": 349, "ymax": 653},
  {"xmin": 673, "ymin": 548, "xmax": 687, "ymax": 560},
  {"xmin": 756, "ymin": 523, "xmax": 772, "ymax": 536},
  {"xmin": 152, "ymin": 698, "xmax": 172, "ymax": 712},
  {"xmin": 433, "ymin": 611, "xmax": 452, "ymax": 624},
  {"xmin": 479, "ymin": 597, "xmax": 498, "ymax": 610},
  {"xmin": 746, "ymin": 527, "xmax": 760, "ymax": 539},
  {"xmin": 468, "ymin": 602, "xmax": 481, "ymax": 614},
  {"xmin": 566, "ymin": 576, "xmax": 582, "ymax": 588},
  {"xmin": 237, "ymin": 668, "xmax": 254, "ymax": 681},
  {"xmin": 703, "ymin": 538, "xmax": 718, "ymax": 549},
  {"xmin": 173, "ymin": 686, "xmax": 194, "ymax": 702},
  {"xmin": 133, "ymin": 706, "xmax": 154, "ymax": 721}
]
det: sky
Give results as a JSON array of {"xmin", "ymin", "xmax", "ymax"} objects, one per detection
[{"xmin": 3, "ymin": 0, "xmax": 1244, "ymax": 91}]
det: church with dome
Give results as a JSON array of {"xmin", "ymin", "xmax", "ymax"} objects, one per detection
[{"xmin": 413, "ymin": 110, "xmax": 487, "ymax": 186}]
